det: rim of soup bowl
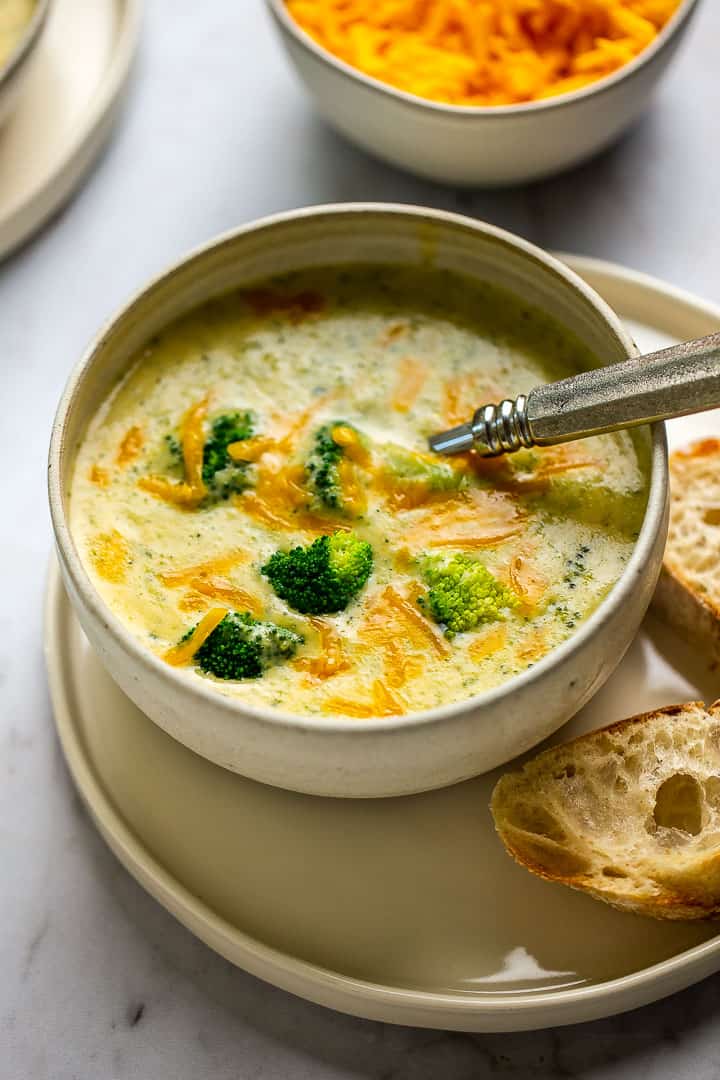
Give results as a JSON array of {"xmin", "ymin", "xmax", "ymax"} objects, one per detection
[
  {"xmin": 48, "ymin": 203, "xmax": 668, "ymax": 738},
  {"xmin": 265, "ymin": 0, "xmax": 700, "ymax": 118},
  {"xmin": 0, "ymin": 0, "xmax": 51, "ymax": 89}
]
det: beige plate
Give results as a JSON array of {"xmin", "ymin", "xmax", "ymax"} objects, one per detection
[
  {"xmin": 45, "ymin": 257, "xmax": 720, "ymax": 1033},
  {"xmin": 0, "ymin": 0, "xmax": 141, "ymax": 260}
]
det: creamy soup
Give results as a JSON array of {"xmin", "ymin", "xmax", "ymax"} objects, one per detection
[
  {"xmin": 70, "ymin": 266, "xmax": 649, "ymax": 718},
  {"xmin": 0, "ymin": 0, "xmax": 35, "ymax": 70}
]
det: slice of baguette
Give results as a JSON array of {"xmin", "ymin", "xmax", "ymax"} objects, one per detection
[
  {"xmin": 491, "ymin": 702, "xmax": 720, "ymax": 919},
  {"xmin": 653, "ymin": 438, "xmax": 720, "ymax": 663}
]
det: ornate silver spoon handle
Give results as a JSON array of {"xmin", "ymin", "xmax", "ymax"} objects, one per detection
[{"xmin": 429, "ymin": 331, "xmax": 720, "ymax": 457}]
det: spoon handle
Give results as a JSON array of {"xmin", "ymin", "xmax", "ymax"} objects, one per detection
[{"xmin": 429, "ymin": 331, "xmax": 720, "ymax": 457}]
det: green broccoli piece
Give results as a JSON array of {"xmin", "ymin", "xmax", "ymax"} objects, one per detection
[
  {"xmin": 202, "ymin": 411, "xmax": 254, "ymax": 499},
  {"xmin": 159, "ymin": 412, "xmax": 255, "ymax": 501},
  {"xmin": 262, "ymin": 531, "xmax": 373, "ymax": 614},
  {"xmin": 189, "ymin": 611, "xmax": 302, "ymax": 680},
  {"xmin": 419, "ymin": 554, "xmax": 517, "ymax": 636},
  {"xmin": 304, "ymin": 421, "xmax": 366, "ymax": 514},
  {"xmin": 152, "ymin": 413, "xmax": 255, "ymax": 503},
  {"xmin": 381, "ymin": 443, "xmax": 466, "ymax": 494}
]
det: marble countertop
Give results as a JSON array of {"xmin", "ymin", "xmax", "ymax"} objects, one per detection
[{"xmin": 3, "ymin": 1, "xmax": 720, "ymax": 1076}]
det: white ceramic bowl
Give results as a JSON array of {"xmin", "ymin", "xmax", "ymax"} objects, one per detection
[
  {"xmin": 48, "ymin": 204, "xmax": 668, "ymax": 798},
  {"xmin": 266, "ymin": 0, "xmax": 700, "ymax": 186},
  {"xmin": 0, "ymin": 0, "xmax": 50, "ymax": 128}
]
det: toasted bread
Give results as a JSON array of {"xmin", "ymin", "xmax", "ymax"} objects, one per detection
[
  {"xmin": 653, "ymin": 439, "xmax": 720, "ymax": 663},
  {"xmin": 491, "ymin": 701, "xmax": 720, "ymax": 919}
]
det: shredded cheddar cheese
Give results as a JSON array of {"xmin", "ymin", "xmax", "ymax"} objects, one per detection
[
  {"xmin": 89, "ymin": 530, "xmax": 130, "ymax": 584},
  {"xmin": 374, "ymin": 585, "xmax": 451, "ymax": 658},
  {"xmin": 229, "ymin": 409, "xmax": 366, "ymax": 534},
  {"xmin": 391, "ymin": 357, "xmax": 428, "ymax": 413},
  {"xmin": 336, "ymin": 457, "xmax": 368, "ymax": 515},
  {"xmin": 159, "ymin": 550, "xmax": 248, "ymax": 587},
  {"xmin": 163, "ymin": 607, "xmax": 228, "ymax": 666},
  {"xmin": 323, "ymin": 679, "xmax": 406, "ymax": 718},
  {"xmin": 236, "ymin": 457, "xmax": 352, "ymax": 535},
  {"xmin": 442, "ymin": 374, "xmax": 503, "ymax": 429},
  {"xmin": 228, "ymin": 395, "xmax": 337, "ymax": 464},
  {"xmin": 511, "ymin": 445, "xmax": 599, "ymax": 491},
  {"xmin": 351, "ymin": 584, "xmax": 448, "ymax": 697},
  {"xmin": 179, "ymin": 579, "xmax": 264, "ymax": 617},
  {"xmin": 330, "ymin": 424, "xmax": 371, "ymax": 465},
  {"xmin": 468, "ymin": 623, "xmax": 508, "ymax": 661},
  {"xmin": 407, "ymin": 488, "xmax": 525, "ymax": 549},
  {"xmin": 517, "ymin": 627, "xmax": 548, "ymax": 663},
  {"xmin": 286, "ymin": 0, "xmax": 680, "ymax": 106},
  {"xmin": 294, "ymin": 617, "xmax": 351, "ymax": 679},
  {"xmin": 226, "ymin": 436, "xmax": 276, "ymax": 463},
  {"xmin": 139, "ymin": 396, "xmax": 209, "ymax": 507},
  {"xmin": 179, "ymin": 397, "xmax": 209, "ymax": 494},
  {"xmin": 508, "ymin": 552, "xmax": 548, "ymax": 613},
  {"xmin": 116, "ymin": 425, "xmax": 144, "ymax": 467},
  {"xmin": 89, "ymin": 464, "xmax": 110, "ymax": 487}
]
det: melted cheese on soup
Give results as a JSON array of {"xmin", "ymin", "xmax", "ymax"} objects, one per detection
[
  {"xmin": 0, "ymin": 0, "xmax": 35, "ymax": 69},
  {"xmin": 70, "ymin": 266, "xmax": 649, "ymax": 718}
]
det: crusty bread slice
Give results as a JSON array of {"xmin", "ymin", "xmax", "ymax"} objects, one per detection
[
  {"xmin": 491, "ymin": 702, "xmax": 720, "ymax": 919},
  {"xmin": 653, "ymin": 438, "xmax": 720, "ymax": 662}
]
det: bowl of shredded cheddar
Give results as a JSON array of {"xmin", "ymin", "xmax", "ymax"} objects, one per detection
[{"xmin": 267, "ymin": 0, "xmax": 700, "ymax": 185}]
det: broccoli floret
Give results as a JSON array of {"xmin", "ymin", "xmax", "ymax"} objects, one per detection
[
  {"xmin": 419, "ymin": 554, "xmax": 517, "ymax": 636},
  {"xmin": 381, "ymin": 443, "xmax": 466, "ymax": 494},
  {"xmin": 202, "ymin": 411, "xmax": 254, "ymax": 499},
  {"xmin": 160, "ymin": 412, "xmax": 254, "ymax": 501},
  {"xmin": 190, "ymin": 611, "xmax": 302, "ymax": 680},
  {"xmin": 304, "ymin": 421, "xmax": 366, "ymax": 513},
  {"xmin": 262, "ymin": 531, "xmax": 373, "ymax": 614}
]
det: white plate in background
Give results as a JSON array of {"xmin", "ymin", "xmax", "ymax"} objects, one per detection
[{"xmin": 0, "ymin": 0, "xmax": 141, "ymax": 260}]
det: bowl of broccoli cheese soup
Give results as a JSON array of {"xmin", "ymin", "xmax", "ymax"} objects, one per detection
[
  {"xmin": 49, "ymin": 205, "xmax": 668, "ymax": 798},
  {"xmin": 0, "ymin": 0, "xmax": 49, "ymax": 127}
]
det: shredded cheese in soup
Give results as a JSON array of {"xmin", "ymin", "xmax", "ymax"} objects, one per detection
[{"xmin": 70, "ymin": 266, "xmax": 649, "ymax": 718}]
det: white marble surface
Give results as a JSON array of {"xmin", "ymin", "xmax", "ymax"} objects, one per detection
[{"xmin": 3, "ymin": 1, "xmax": 720, "ymax": 1076}]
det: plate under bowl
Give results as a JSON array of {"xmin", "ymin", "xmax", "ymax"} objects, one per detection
[
  {"xmin": 44, "ymin": 258, "xmax": 720, "ymax": 1032},
  {"xmin": 45, "ymin": 557, "xmax": 720, "ymax": 1033}
]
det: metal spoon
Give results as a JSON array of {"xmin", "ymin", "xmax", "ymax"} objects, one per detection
[{"xmin": 428, "ymin": 332, "xmax": 720, "ymax": 457}]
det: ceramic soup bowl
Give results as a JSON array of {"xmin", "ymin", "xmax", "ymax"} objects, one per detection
[{"xmin": 48, "ymin": 204, "xmax": 668, "ymax": 797}]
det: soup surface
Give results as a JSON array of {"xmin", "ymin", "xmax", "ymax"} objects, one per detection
[
  {"xmin": 70, "ymin": 266, "xmax": 649, "ymax": 718},
  {"xmin": 0, "ymin": 0, "xmax": 35, "ymax": 69}
]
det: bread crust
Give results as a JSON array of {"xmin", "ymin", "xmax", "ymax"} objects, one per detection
[
  {"xmin": 491, "ymin": 702, "xmax": 720, "ymax": 920},
  {"xmin": 491, "ymin": 439, "xmax": 720, "ymax": 921},
  {"xmin": 652, "ymin": 439, "xmax": 720, "ymax": 663},
  {"xmin": 653, "ymin": 564, "xmax": 720, "ymax": 665}
]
